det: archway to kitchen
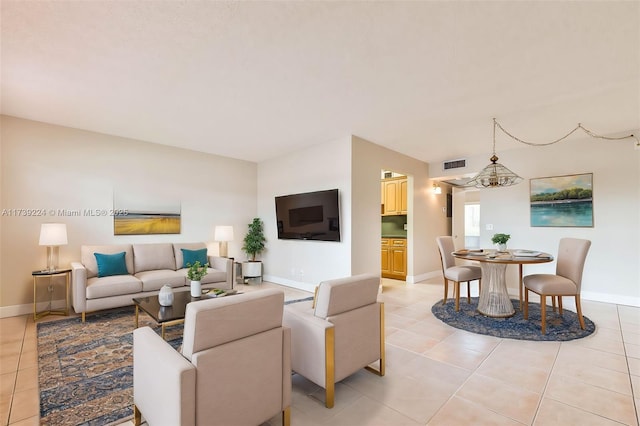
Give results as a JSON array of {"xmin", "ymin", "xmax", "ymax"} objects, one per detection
[{"xmin": 380, "ymin": 169, "xmax": 410, "ymax": 283}]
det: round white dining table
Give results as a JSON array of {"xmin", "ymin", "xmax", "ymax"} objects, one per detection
[{"xmin": 452, "ymin": 249, "xmax": 554, "ymax": 318}]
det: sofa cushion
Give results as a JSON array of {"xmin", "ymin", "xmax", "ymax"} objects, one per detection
[
  {"xmin": 133, "ymin": 243, "xmax": 176, "ymax": 273},
  {"xmin": 135, "ymin": 270, "xmax": 186, "ymax": 292},
  {"xmin": 82, "ymin": 245, "xmax": 134, "ymax": 279},
  {"xmin": 94, "ymin": 252, "xmax": 129, "ymax": 278},
  {"xmin": 181, "ymin": 248, "xmax": 208, "ymax": 268},
  {"xmin": 173, "ymin": 243, "xmax": 207, "ymax": 271},
  {"xmin": 86, "ymin": 275, "xmax": 142, "ymax": 299}
]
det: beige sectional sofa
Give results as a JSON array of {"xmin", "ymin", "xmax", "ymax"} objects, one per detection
[{"xmin": 71, "ymin": 242, "xmax": 233, "ymax": 321}]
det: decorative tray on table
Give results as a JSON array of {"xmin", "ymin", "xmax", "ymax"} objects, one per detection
[
  {"xmin": 202, "ymin": 288, "xmax": 238, "ymax": 297},
  {"xmin": 453, "ymin": 249, "xmax": 485, "ymax": 256},
  {"xmin": 512, "ymin": 250, "xmax": 542, "ymax": 257}
]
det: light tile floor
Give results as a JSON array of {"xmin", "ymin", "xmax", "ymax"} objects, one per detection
[{"xmin": 1, "ymin": 277, "xmax": 638, "ymax": 425}]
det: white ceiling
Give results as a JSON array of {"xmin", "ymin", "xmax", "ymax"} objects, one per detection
[{"xmin": 2, "ymin": 1, "xmax": 638, "ymax": 164}]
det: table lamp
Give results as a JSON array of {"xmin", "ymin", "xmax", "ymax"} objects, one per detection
[
  {"xmin": 214, "ymin": 225, "xmax": 234, "ymax": 258},
  {"xmin": 39, "ymin": 223, "xmax": 68, "ymax": 272}
]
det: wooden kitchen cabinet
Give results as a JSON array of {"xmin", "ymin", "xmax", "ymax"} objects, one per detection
[
  {"xmin": 381, "ymin": 238, "xmax": 407, "ymax": 280},
  {"xmin": 381, "ymin": 177, "xmax": 407, "ymax": 215}
]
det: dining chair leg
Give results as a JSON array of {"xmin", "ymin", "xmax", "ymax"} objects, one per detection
[
  {"xmin": 551, "ymin": 296, "xmax": 557, "ymax": 312},
  {"xmin": 455, "ymin": 282, "xmax": 460, "ymax": 311},
  {"xmin": 575, "ymin": 296, "xmax": 586, "ymax": 330},
  {"xmin": 467, "ymin": 281, "xmax": 471, "ymax": 303},
  {"xmin": 443, "ymin": 278, "xmax": 448, "ymax": 305},
  {"xmin": 518, "ymin": 264, "xmax": 524, "ymax": 310},
  {"xmin": 558, "ymin": 296, "xmax": 563, "ymax": 315},
  {"xmin": 523, "ymin": 288, "xmax": 529, "ymax": 319},
  {"xmin": 540, "ymin": 294, "xmax": 547, "ymax": 334}
]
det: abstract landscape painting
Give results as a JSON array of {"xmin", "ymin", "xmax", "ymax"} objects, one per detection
[
  {"xmin": 114, "ymin": 211, "xmax": 181, "ymax": 235},
  {"xmin": 113, "ymin": 193, "xmax": 181, "ymax": 235},
  {"xmin": 530, "ymin": 173, "xmax": 593, "ymax": 227}
]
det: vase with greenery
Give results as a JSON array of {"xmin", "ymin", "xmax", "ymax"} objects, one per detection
[
  {"xmin": 241, "ymin": 218, "xmax": 266, "ymax": 281},
  {"xmin": 491, "ymin": 233, "xmax": 511, "ymax": 251},
  {"xmin": 186, "ymin": 261, "xmax": 208, "ymax": 297}
]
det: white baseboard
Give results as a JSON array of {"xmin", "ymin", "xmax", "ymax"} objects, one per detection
[
  {"xmin": 0, "ymin": 299, "xmax": 69, "ymax": 319},
  {"xmin": 581, "ymin": 291, "xmax": 640, "ymax": 308},
  {"xmin": 263, "ymin": 275, "xmax": 316, "ymax": 293},
  {"xmin": 408, "ymin": 270, "xmax": 442, "ymax": 284}
]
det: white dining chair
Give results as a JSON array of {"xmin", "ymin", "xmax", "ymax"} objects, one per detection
[{"xmin": 436, "ymin": 236, "xmax": 482, "ymax": 311}]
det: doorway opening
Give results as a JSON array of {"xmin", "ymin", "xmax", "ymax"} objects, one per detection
[
  {"xmin": 380, "ymin": 169, "xmax": 409, "ymax": 281},
  {"xmin": 464, "ymin": 203, "xmax": 480, "ymax": 248}
]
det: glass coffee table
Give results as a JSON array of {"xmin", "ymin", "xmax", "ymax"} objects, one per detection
[{"xmin": 133, "ymin": 289, "xmax": 237, "ymax": 338}]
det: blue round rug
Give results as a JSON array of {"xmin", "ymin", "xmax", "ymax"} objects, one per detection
[{"xmin": 431, "ymin": 298, "xmax": 595, "ymax": 341}]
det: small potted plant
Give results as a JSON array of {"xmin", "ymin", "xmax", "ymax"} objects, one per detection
[
  {"xmin": 186, "ymin": 261, "xmax": 208, "ymax": 297},
  {"xmin": 491, "ymin": 233, "xmax": 511, "ymax": 252},
  {"xmin": 241, "ymin": 218, "xmax": 266, "ymax": 282}
]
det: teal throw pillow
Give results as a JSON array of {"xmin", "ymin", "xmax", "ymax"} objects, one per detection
[
  {"xmin": 181, "ymin": 248, "xmax": 208, "ymax": 268},
  {"xmin": 94, "ymin": 251, "xmax": 128, "ymax": 278}
]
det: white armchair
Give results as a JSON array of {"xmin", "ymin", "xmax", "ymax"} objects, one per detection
[
  {"xmin": 133, "ymin": 288, "xmax": 291, "ymax": 426},
  {"xmin": 283, "ymin": 273, "xmax": 384, "ymax": 408}
]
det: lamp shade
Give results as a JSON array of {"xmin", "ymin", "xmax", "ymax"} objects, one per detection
[
  {"xmin": 214, "ymin": 225, "xmax": 234, "ymax": 242},
  {"xmin": 39, "ymin": 223, "xmax": 68, "ymax": 246}
]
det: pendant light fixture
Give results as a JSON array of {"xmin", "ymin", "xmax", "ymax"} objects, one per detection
[
  {"xmin": 464, "ymin": 118, "xmax": 638, "ymax": 189},
  {"xmin": 465, "ymin": 119, "xmax": 522, "ymax": 189}
]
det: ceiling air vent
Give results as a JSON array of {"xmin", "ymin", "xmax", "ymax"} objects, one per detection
[{"xmin": 443, "ymin": 159, "xmax": 466, "ymax": 170}]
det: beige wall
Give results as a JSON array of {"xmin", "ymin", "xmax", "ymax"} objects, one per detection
[
  {"xmin": 437, "ymin": 134, "xmax": 640, "ymax": 306},
  {"xmin": 1, "ymin": 116, "xmax": 258, "ymax": 316},
  {"xmin": 352, "ymin": 136, "xmax": 447, "ymax": 283},
  {"xmin": 257, "ymin": 136, "xmax": 352, "ymax": 291},
  {"xmin": 257, "ymin": 135, "xmax": 448, "ymax": 291}
]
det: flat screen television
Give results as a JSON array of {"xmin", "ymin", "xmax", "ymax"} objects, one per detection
[{"xmin": 275, "ymin": 189, "xmax": 340, "ymax": 242}]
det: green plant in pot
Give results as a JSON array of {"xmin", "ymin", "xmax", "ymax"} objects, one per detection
[
  {"xmin": 241, "ymin": 218, "xmax": 266, "ymax": 282},
  {"xmin": 186, "ymin": 261, "xmax": 208, "ymax": 297},
  {"xmin": 491, "ymin": 233, "xmax": 511, "ymax": 251}
]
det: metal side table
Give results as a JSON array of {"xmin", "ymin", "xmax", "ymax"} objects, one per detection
[{"xmin": 32, "ymin": 268, "xmax": 71, "ymax": 320}]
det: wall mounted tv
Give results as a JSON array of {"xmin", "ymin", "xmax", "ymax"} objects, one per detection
[{"xmin": 275, "ymin": 189, "xmax": 341, "ymax": 242}]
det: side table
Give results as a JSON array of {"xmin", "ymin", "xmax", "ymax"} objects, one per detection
[{"xmin": 32, "ymin": 268, "xmax": 71, "ymax": 321}]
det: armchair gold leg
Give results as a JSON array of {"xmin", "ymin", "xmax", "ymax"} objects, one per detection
[
  {"xmin": 365, "ymin": 302, "xmax": 385, "ymax": 377},
  {"xmin": 82, "ymin": 312, "xmax": 85, "ymax": 323},
  {"xmin": 324, "ymin": 327, "xmax": 335, "ymax": 408},
  {"xmin": 133, "ymin": 404, "xmax": 141, "ymax": 426},
  {"xmin": 282, "ymin": 406, "xmax": 291, "ymax": 426}
]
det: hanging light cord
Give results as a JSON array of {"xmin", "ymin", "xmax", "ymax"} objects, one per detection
[{"xmin": 493, "ymin": 118, "xmax": 639, "ymax": 147}]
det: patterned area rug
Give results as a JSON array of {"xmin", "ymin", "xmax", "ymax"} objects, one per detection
[
  {"xmin": 38, "ymin": 307, "xmax": 182, "ymax": 426},
  {"xmin": 431, "ymin": 297, "xmax": 595, "ymax": 341},
  {"xmin": 38, "ymin": 296, "xmax": 313, "ymax": 425}
]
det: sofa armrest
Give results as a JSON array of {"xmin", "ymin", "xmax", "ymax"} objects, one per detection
[
  {"xmin": 282, "ymin": 327, "xmax": 292, "ymax": 410},
  {"xmin": 208, "ymin": 256, "xmax": 233, "ymax": 287},
  {"xmin": 282, "ymin": 304, "xmax": 334, "ymax": 387},
  {"xmin": 70, "ymin": 262, "xmax": 87, "ymax": 314},
  {"xmin": 133, "ymin": 327, "xmax": 197, "ymax": 426}
]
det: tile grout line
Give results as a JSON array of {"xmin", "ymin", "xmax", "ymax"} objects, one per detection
[
  {"xmin": 6, "ymin": 315, "xmax": 28, "ymax": 426},
  {"xmin": 618, "ymin": 305, "xmax": 640, "ymax": 424},
  {"xmin": 427, "ymin": 336, "xmax": 510, "ymax": 424},
  {"xmin": 529, "ymin": 339, "xmax": 562, "ymax": 426}
]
